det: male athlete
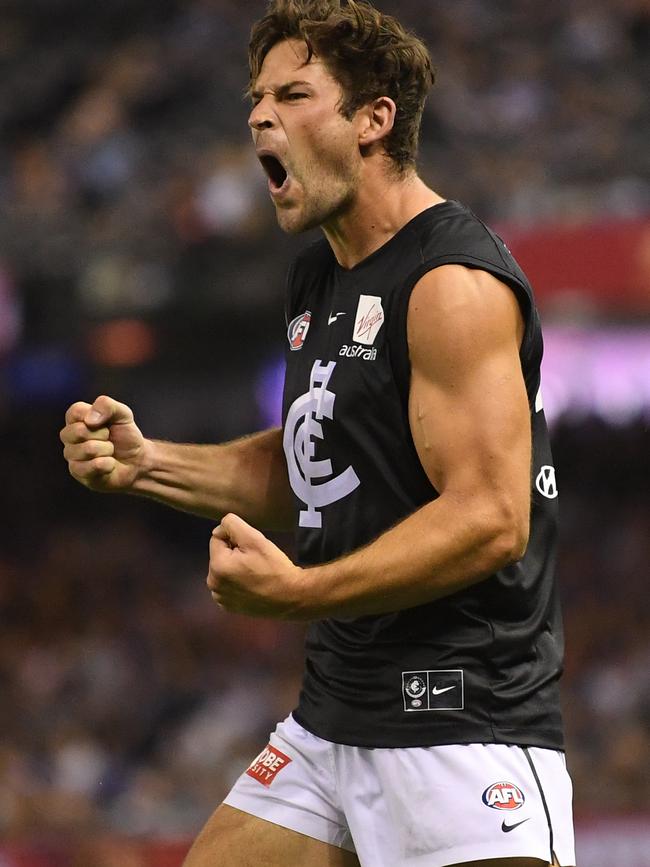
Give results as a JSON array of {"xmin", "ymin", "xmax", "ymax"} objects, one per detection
[{"xmin": 60, "ymin": 1, "xmax": 575, "ymax": 865}]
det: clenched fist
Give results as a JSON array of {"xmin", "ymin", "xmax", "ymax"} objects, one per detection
[
  {"xmin": 208, "ymin": 513, "xmax": 306, "ymax": 619},
  {"xmin": 60, "ymin": 395, "xmax": 149, "ymax": 493}
]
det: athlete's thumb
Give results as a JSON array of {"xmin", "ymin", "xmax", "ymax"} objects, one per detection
[
  {"xmin": 215, "ymin": 513, "xmax": 265, "ymax": 551},
  {"xmin": 84, "ymin": 395, "xmax": 134, "ymax": 429}
]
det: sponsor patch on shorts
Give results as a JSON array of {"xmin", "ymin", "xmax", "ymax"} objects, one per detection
[
  {"xmin": 246, "ymin": 744, "xmax": 293, "ymax": 787},
  {"xmin": 402, "ymin": 669, "xmax": 464, "ymax": 711}
]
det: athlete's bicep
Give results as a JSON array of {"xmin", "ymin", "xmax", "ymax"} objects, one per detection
[{"xmin": 407, "ymin": 265, "xmax": 531, "ymax": 548}]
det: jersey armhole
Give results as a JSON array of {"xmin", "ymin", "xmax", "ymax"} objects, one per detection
[{"xmin": 388, "ymin": 255, "xmax": 536, "ymax": 417}]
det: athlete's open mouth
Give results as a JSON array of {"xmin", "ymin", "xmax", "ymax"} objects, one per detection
[{"xmin": 259, "ymin": 154, "xmax": 288, "ymax": 190}]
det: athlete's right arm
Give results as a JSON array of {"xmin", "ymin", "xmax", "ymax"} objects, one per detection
[{"xmin": 59, "ymin": 396, "xmax": 294, "ymax": 531}]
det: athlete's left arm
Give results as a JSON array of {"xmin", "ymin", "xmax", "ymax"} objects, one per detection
[{"xmin": 207, "ymin": 264, "xmax": 531, "ymax": 619}]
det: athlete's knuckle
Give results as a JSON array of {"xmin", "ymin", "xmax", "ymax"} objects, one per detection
[
  {"xmin": 80, "ymin": 441, "xmax": 95, "ymax": 457},
  {"xmin": 86, "ymin": 440, "xmax": 110, "ymax": 458},
  {"xmin": 65, "ymin": 401, "xmax": 90, "ymax": 424},
  {"xmin": 60, "ymin": 424, "xmax": 77, "ymax": 444},
  {"xmin": 69, "ymin": 421, "xmax": 91, "ymax": 443}
]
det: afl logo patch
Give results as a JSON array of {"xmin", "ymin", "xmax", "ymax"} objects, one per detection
[
  {"xmin": 287, "ymin": 311, "xmax": 311, "ymax": 350},
  {"xmin": 482, "ymin": 782, "xmax": 525, "ymax": 811}
]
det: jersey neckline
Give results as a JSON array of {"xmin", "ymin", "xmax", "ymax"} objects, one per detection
[{"xmin": 331, "ymin": 199, "xmax": 462, "ymax": 276}]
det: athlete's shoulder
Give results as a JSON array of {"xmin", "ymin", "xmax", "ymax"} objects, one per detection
[
  {"xmin": 413, "ymin": 200, "xmax": 503, "ymax": 261},
  {"xmin": 409, "ymin": 200, "xmax": 533, "ymax": 300}
]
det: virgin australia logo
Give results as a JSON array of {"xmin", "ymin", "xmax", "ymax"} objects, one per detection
[
  {"xmin": 352, "ymin": 295, "xmax": 384, "ymax": 345},
  {"xmin": 283, "ymin": 360, "xmax": 360, "ymax": 528}
]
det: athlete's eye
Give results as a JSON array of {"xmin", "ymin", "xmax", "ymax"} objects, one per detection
[{"xmin": 286, "ymin": 92, "xmax": 308, "ymax": 101}]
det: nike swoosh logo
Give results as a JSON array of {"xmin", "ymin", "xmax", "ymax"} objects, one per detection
[
  {"xmin": 502, "ymin": 819, "xmax": 530, "ymax": 833},
  {"xmin": 431, "ymin": 685, "xmax": 456, "ymax": 696},
  {"xmin": 328, "ymin": 312, "xmax": 346, "ymax": 325}
]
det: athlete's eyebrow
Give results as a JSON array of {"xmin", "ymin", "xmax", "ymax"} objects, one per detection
[{"xmin": 251, "ymin": 80, "xmax": 313, "ymax": 102}]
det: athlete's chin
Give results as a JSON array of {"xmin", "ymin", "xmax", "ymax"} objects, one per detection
[
  {"xmin": 276, "ymin": 214, "xmax": 308, "ymax": 235},
  {"xmin": 275, "ymin": 206, "xmax": 322, "ymax": 235}
]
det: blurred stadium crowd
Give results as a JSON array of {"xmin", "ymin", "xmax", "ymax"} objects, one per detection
[
  {"xmin": 0, "ymin": 0, "xmax": 648, "ymax": 361},
  {"xmin": 1, "ymin": 417, "xmax": 649, "ymax": 844},
  {"xmin": 0, "ymin": 0, "xmax": 649, "ymax": 853}
]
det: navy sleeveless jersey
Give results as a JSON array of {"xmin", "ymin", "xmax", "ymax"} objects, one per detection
[{"xmin": 282, "ymin": 200, "xmax": 564, "ymax": 749}]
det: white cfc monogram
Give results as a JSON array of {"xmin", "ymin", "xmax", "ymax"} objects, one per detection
[{"xmin": 283, "ymin": 360, "xmax": 360, "ymax": 528}]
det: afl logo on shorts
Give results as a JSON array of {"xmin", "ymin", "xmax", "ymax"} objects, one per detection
[
  {"xmin": 287, "ymin": 311, "xmax": 311, "ymax": 351},
  {"xmin": 482, "ymin": 782, "xmax": 525, "ymax": 810}
]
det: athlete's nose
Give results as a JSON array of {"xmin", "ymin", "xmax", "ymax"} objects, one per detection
[{"xmin": 248, "ymin": 100, "xmax": 275, "ymax": 132}]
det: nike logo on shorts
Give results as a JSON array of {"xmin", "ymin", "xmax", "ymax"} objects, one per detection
[
  {"xmin": 328, "ymin": 312, "xmax": 346, "ymax": 325},
  {"xmin": 501, "ymin": 818, "xmax": 530, "ymax": 833}
]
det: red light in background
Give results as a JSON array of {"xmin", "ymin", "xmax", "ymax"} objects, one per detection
[{"xmin": 87, "ymin": 319, "xmax": 158, "ymax": 367}]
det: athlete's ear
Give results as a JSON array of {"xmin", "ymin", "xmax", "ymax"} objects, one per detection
[{"xmin": 358, "ymin": 96, "xmax": 396, "ymax": 148}]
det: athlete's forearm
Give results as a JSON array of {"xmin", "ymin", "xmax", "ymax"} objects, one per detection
[
  {"xmin": 297, "ymin": 489, "xmax": 528, "ymax": 619},
  {"xmin": 132, "ymin": 428, "xmax": 295, "ymax": 530}
]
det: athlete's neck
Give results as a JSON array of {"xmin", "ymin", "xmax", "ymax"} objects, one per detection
[{"xmin": 321, "ymin": 172, "xmax": 445, "ymax": 270}]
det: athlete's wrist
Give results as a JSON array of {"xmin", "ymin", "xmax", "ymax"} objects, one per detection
[
  {"xmin": 129, "ymin": 437, "xmax": 161, "ymax": 494},
  {"xmin": 280, "ymin": 563, "xmax": 313, "ymax": 621},
  {"xmin": 291, "ymin": 564, "xmax": 340, "ymax": 621}
]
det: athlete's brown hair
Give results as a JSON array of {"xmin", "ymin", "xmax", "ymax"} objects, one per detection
[{"xmin": 248, "ymin": 0, "xmax": 435, "ymax": 173}]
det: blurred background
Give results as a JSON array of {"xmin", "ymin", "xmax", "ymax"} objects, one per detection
[{"xmin": 0, "ymin": 0, "xmax": 648, "ymax": 865}]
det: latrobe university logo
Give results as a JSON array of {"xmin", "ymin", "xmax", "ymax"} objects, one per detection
[{"xmin": 283, "ymin": 359, "xmax": 360, "ymax": 528}]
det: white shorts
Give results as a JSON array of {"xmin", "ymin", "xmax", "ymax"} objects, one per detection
[{"xmin": 224, "ymin": 714, "xmax": 575, "ymax": 867}]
